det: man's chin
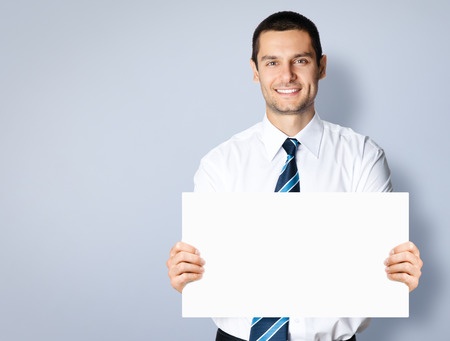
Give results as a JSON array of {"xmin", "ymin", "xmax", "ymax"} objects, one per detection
[
  {"xmin": 269, "ymin": 101, "xmax": 314, "ymax": 116},
  {"xmin": 272, "ymin": 107, "xmax": 309, "ymax": 115}
]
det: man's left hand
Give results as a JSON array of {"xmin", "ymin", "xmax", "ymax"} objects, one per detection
[{"xmin": 385, "ymin": 241, "xmax": 423, "ymax": 292}]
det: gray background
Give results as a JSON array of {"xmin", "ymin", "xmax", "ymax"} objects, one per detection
[{"xmin": 0, "ymin": 1, "xmax": 448, "ymax": 340}]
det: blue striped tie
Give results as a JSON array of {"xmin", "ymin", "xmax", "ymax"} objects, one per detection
[
  {"xmin": 249, "ymin": 138, "xmax": 300, "ymax": 341},
  {"xmin": 249, "ymin": 317, "xmax": 289, "ymax": 341},
  {"xmin": 275, "ymin": 138, "xmax": 300, "ymax": 192}
]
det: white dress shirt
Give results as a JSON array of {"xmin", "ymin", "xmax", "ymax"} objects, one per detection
[{"xmin": 193, "ymin": 113, "xmax": 392, "ymax": 341}]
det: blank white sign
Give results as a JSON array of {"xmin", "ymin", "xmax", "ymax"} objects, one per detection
[{"xmin": 182, "ymin": 192, "xmax": 409, "ymax": 317}]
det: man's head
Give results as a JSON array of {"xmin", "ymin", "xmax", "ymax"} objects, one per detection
[
  {"xmin": 250, "ymin": 11, "xmax": 327, "ymax": 123},
  {"xmin": 251, "ymin": 11, "xmax": 323, "ymax": 69}
]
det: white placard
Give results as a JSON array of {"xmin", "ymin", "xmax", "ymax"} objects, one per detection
[{"xmin": 182, "ymin": 192, "xmax": 409, "ymax": 317}]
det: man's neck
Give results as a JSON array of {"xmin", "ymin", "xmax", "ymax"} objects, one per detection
[{"xmin": 266, "ymin": 110, "xmax": 315, "ymax": 137}]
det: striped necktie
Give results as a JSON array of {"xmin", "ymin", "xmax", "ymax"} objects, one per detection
[
  {"xmin": 275, "ymin": 138, "xmax": 300, "ymax": 192},
  {"xmin": 249, "ymin": 138, "xmax": 300, "ymax": 341}
]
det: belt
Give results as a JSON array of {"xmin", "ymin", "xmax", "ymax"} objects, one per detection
[
  {"xmin": 215, "ymin": 328, "xmax": 357, "ymax": 341},
  {"xmin": 215, "ymin": 328, "xmax": 245, "ymax": 341}
]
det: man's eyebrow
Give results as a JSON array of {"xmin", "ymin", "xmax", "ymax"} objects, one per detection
[
  {"xmin": 259, "ymin": 52, "xmax": 315, "ymax": 61},
  {"xmin": 293, "ymin": 52, "xmax": 314, "ymax": 59},
  {"xmin": 260, "ymin": 55, "xmax": 278, "ymax": 61}
]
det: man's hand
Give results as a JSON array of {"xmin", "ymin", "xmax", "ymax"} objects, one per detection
[
  {"xmin": 385, "ymin": 241, "xmax": 423, "ymax": 292},
  {"xmin": 166, "ymin": 242, "xmax": 205, "ymax": 293}
]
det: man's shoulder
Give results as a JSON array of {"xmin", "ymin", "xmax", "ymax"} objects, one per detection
[
  {"xmin": 322, "ymin": 119, "xmax": 360, "ymax": 138},
  {"xmin": 225, "ymin": 121, "xmax": 263, "ymax": 144},
  {"xmin": 321, "ymin": 119, "xmax": 383, "ymax": 150},
  {"xmin": 204, "ymin": 121, "xmax": 263, "ymax": 158},
  {"xmin": 317, "ymin": 119, "xmax": 387, "ymax": 171}
]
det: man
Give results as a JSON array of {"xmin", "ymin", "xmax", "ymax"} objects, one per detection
[{"xmin": 166, "ymin": 11, "xmax": 423, "ymax": 341}]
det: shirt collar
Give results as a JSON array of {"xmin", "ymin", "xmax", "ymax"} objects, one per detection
[{"xmin": 262, "ymin": 113, "xmax": 324, "ymax": 161}]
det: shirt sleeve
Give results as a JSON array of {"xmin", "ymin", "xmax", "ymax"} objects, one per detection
[
  {"xmin": 193, "ymin": 160, "xmax": 215, "ymax": 193},
  {"xmin": 193, "ymin": 152, "xmax": 227, "ymax": 193},
  {"xmin": 355, "ymin": 137, "xmax": 393, "ymax": 192}
]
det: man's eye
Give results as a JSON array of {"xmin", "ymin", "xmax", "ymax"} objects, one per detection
[
  {"xmin": 295, "ymin": 59, "xmax": 308, "ymax": 64},
  {"xmin": 266, "ymin": 61, "xmax": 277, "ymax": 66}
]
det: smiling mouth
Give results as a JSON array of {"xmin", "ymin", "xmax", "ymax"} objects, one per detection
[{"xmin": 275, "ymin": 88, "xmax": 300, "ymax": 94}]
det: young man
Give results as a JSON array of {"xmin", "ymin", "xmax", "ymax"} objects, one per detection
[{"xmin": 167, "ymin": 11, "xmax": 422, "ymax": 341}]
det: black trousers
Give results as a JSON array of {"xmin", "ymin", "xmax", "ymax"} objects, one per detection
[{"xmin": 215, "ymin": 328, "xmax": 356, "ymax": 341}]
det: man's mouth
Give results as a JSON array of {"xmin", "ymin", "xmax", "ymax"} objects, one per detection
[{"xmin": 275, "ymin": 88, "xmax": 300, "ymax": 94}]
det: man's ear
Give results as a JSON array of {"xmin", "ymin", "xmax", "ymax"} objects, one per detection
[
  {"xmin": 250, "ymin": 59, "xmax": 260, "ymax": 83},
  {"xmin": 319, "ymin": 55, "xmax": 327, "ymax": 79}
]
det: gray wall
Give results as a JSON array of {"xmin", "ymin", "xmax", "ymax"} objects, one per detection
[{"xmin": 1, "ymin": 1, "xmax": 448, "ymax": 340}]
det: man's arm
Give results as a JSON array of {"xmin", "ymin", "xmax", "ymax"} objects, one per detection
[
  {"xmin": 359, "ymin": 140, "xmax": 423, "ymax": 292},
  {"xmin": 166, "ymin": 155, "xmax": 221, "ymax": 293}
]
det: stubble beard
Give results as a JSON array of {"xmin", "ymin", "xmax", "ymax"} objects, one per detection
[{"xmin": 267, "ymin": 96, "xmax": 314, "ymax": 116}]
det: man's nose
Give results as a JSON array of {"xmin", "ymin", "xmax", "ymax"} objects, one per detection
[{"xmin": 280, "ymin": 64, "xmax": 297, "ymax": 83}]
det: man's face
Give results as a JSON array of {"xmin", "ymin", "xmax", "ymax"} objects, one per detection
[{"xmin": 251, "ymin": 29, "xmax": 326, "ymax": 118}]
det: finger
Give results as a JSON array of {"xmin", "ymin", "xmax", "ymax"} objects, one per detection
[
  {"xmin": 168, "ymin": 261, "xmax": 205, "ymax": 293},
  {"xmin": 169, "ymin": 249, "xmax": 206, "ymax": 270},
  {"xmin": 390, "ymin": 241, "xmax": 420, "ymax": 258},
  {"xmin": 169, "ymin": 260, "xmax": 205, "ymax": 276},
  {"xmin": 170, "ymin": 272, "xmax": 204, "ymax": 293},
  {"xmin": 384, "ymin": 250, "xmax": 420, "ymax": 268},
  {"xmin": 169, "ymin": 241, "xmax": 201, "ymax": 258},
  {"xmin": 386, "ymin": 272, "xmax": 419, "ymax": 292},
  {"xmin": 168, "ymin": 250, "xmax": 205, "ymax": 269},
  {"xmin": 385, "ymin": 262, "xmax": 422, "ymax": 279}
]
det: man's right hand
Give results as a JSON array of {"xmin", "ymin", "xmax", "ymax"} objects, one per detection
[{"xmin": 166, "ymin": 241, "xmax": 205, "ymax": 293}]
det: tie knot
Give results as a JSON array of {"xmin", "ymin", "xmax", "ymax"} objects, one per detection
[{"xmin": 282, "ymin": 138, "xmax": 299, "ymax": 157}]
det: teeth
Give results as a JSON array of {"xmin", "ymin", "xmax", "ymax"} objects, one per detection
[{"xmin": 277, "ymin": 89, "xmax": 298, "ymax": 94}]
